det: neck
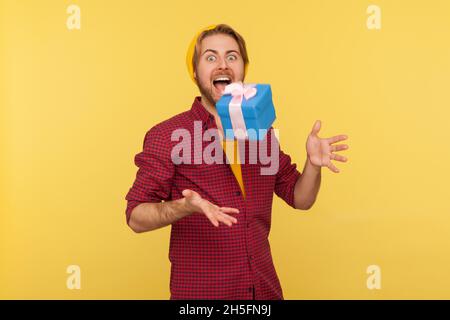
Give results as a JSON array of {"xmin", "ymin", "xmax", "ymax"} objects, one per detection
[
  {"xmin": 200, "ymin": 95, "xmax": 224, "ymax": 137},
  {"xmin": 200, "ymin": 95, "xmax": 218, "ymax": 118}
]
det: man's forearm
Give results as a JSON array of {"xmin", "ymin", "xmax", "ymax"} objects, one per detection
[
  {"xmin": 294, "ymin": 157, "xmax": 322, "ymax": 210},
  {"xmin": 128, "ymin": 198, "xmax": 194, "ymax": 233}
]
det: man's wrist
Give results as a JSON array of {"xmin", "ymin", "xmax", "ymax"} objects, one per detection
[
  {"xmin": 306, "ymin": 156, "xmax": 322, "ymax": 172},
  {"xmin": 179, "ymin": 197, "xmax": 196, "ymax": 216}
]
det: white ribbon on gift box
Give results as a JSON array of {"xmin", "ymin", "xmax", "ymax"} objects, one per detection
[{"xmin": 222, "ymin": 82, "xmax": 257, "ymax": 140}]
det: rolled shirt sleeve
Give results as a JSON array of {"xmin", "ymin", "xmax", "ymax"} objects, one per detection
[
  {"xmin": 125, "ymin": 126, "xmax": 175, "ymax": 224},
  {"xmin": 273, "ymin": 135, "xmax": 302, "ymax": 208}
]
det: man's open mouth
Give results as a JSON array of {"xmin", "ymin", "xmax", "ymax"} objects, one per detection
[{"xmin": 212, "ymin": 76, "xmax": 232, "ymax": 94}]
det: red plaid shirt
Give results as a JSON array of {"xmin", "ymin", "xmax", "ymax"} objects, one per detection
[{"xmin": 125, "ymin": 97, "xmax": 301, "ymax": 300}]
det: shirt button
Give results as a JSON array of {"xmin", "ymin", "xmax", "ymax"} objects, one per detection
[
  {"xmin": 249, "ymin": 255, "xmax": 253, "ymax": 261},
  {"xmin": 248, "ymin": 287, "xmax": 253, "ymax": 293},
  {"xmin": 236, "ymin": 191, "xmax": 241, "ymax": 196}
]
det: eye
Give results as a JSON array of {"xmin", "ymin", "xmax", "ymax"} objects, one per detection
[
  {"xmin": 206, "ymin": 55, "xmax": 216, "ymax": 62},
  {"xmin": 227, "ymin": 55, "xmax": 237, "ymax": 61}
]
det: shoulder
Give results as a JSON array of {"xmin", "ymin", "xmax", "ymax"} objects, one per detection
[
  {"xmin": 153, "ymin": 109, "xmax": 192, "ymax": 132},
  {"xmin": 143, "ymin": 108, "xmax": 196, "ymax": 147}
]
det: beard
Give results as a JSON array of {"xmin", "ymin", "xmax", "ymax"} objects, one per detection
[{"xmin": 197, "ymin": 79, "xmax": 217, "ymax": 108}]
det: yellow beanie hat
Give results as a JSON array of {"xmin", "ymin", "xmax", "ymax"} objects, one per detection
[{"xmin": 186, "ymin": 24, "xmax": 249, "ymax": 83}]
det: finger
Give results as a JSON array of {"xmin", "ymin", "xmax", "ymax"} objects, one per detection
[
  {"xmin": 311, "ymin": 120, "xmax": 321, "ymax": 135},
  {"xmin": 220, "ymin": 215, "xmax": 237, "ymax": 227},
  {"xmin": 330, "ymin": 153, "xmax": 348, "ymax": 162},
  {"xmin": 327, "ymin": 135, "xmax": 348, "ymax": 145},
  {"xmin": 219, "ymin": 207, "xmax": 240, "ymax": 214},
  {"xmin": 218, "ymin": 211, "xmax": 238, "ymax": 224},
  {"xmin": 204, "ymin": 211, "xmax": 220, "ymax": 227},
  {"xmin": 328, "ymin": 162, "xmax": 340, "ymax": 173},
  {"xmin": 206, "ymin": 210, "xmax": 232, "ymax": 227},
  {"xmin": 215, "ymin": 214, "xmax": 234, "ymax": 227},
  {"xmin": 330, "ymin": 144, "xmax": 349, "ymax": 152},
  {"xmin": 204, "ymin": 203, "xmax": 239, "ymax": 227}
]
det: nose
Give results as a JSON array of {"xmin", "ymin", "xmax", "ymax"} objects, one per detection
[{"xmin": 217, "ymin": 56, "xmax": 229, "ymax": 70}]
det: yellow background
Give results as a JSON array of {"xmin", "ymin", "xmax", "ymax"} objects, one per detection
[{"xmin": 2, "ymin": 0, "xmax": 450, "ymax": 299}]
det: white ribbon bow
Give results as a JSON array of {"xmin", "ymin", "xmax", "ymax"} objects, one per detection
[{"xmin": 222, "ymin": 82, "xmax": 257, "ymax": 140}]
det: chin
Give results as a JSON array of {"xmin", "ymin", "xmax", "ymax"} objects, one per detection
[
  {"xmin": 214, "ymin": 89, "xmax": 225, "ymax": 100},
  {"xmin": 210, "ymin": 90, "xmax": 222, "ymax": 103}
]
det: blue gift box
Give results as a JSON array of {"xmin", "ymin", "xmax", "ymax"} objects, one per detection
[{"xmin": 216, "ymin": 83, "xmax": 276, "ymax": 141}]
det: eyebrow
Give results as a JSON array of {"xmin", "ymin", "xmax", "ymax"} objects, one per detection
[{"xmin": 201, "ymin": 49, "xmax": 241, "ymax": 56}]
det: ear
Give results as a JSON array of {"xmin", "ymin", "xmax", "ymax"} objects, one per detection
[{"xmin": 193, "ymin": 71, "xmax": 197, "ymax": 80}]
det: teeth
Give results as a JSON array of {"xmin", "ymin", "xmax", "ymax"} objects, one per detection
[{"xmin": 213, "ymin": 76, "xmax": 231, "ymax": 82}]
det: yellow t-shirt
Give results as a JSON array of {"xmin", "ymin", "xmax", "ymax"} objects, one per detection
[{"xmin": 222, "ymin": 139, "xmax": 246, "ymax": 198}]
